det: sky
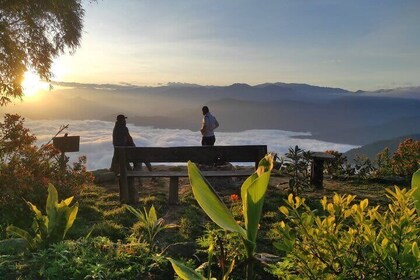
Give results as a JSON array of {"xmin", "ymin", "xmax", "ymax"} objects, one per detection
[
  {"xmin": 26, "ymin": 119, "xmax": 357, "ymax": 170},
  {"xmin": 51, "ymin": 0, "xmax": 420, "ymax": 91}
]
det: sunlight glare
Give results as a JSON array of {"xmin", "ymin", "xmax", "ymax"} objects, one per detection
[{"xmin": 21, "ymin": 71, "xmax": 50, "ymax": 98}]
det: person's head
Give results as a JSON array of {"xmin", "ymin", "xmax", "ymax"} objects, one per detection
[
  {"xmin": 116, "ymin": 114, "xmax": 127, "ymax": 123},
  {"xmin": 202, "ymin": 106, "xmax": 209, "ymax": 115}
]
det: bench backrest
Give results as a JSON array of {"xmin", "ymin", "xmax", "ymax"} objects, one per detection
[{"xmin": 116, "ymin": 145, "xmax": 267, "ymax": 168}]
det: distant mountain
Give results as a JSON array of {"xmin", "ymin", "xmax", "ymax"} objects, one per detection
[
  {"xmin": 3, "ymin": 81, "xmax": 420, "ymax": 147},
  {"xmin": 344, "ymin": 134, "xmax": 420, "ymax": 162}
]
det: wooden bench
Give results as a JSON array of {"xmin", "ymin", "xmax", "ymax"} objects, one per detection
[{"xmin": 116, "ymin": 145, "xmax": 268, "ymax": 204}]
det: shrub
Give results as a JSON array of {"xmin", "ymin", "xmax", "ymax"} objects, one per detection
[
  {"xmin": 324, "ymin": 150, "xmax": 348, "ymax": 177},
  {"xmin": 391, "ymin": 138, "xmax": 420, "ymax": 177},
  {"xmin": 283, "ymin": 146, "xmax": 311, "ymax": 195},
  {"xmin": 375, "ymin": 147, "xmax": 393, "ymax": 177},
  {"xmin": 270, "ymin": 186, "xmax": 420, "ymax": 279},
  {"xmin": 0, "ymin": 114, "xmax": 93, "ymax": 227},
  {"xmin": 354, "ymin": 154, "xmax": 375, "ymax": 179}
]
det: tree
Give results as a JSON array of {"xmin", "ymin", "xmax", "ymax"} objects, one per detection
[
  {"xmin": 0, "ymin": 0, "xmax": 91, "ymax": 106},
  {"xmin": 392, "ymin": 138, "xmax": 420, "ymax": 177}
]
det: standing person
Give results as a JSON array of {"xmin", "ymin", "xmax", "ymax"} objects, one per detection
[
  {"xmin": 200, "ymin": 106, "xmax": 219, "ymax": 146},
  {"xmin": 110, "ymin": 114, "xmax": 152, "ymax": 173}
]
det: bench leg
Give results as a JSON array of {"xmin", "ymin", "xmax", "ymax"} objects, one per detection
[
  {"xmin": 119, "ymin": 176, "xmax": 129, "ymax": 203},
  {"xmin": 128, "ymin": 177, "xmax": 139, "ymax": 204},
  {"xmin": 169, "ymin": 177, "xmax": 179, "ymax": 205}
]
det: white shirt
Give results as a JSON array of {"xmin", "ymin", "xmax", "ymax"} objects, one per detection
[{"xmin": 201, "ymin": 112, "xmax": 219, "ymax": 137}]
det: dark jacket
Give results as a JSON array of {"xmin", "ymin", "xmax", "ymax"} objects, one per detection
[{"xmin": 112, "ymin": 121, "xmax": 130, "ymax": 146}]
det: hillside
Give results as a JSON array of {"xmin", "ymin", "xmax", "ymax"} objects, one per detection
[{"xmin": 344, "ymin": 134, "xmax": 420, "ymax": 161}]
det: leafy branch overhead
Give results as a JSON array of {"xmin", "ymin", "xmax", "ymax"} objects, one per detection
[{"xmin": 0, "ymin": 0, "xmax": 95, "ymax": 106}]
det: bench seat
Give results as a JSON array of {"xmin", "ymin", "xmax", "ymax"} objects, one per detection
[
  {"xmin": 116, "ymin": 145, "xmax": 268, "ymax": 204},
  {"xmin": 126, "ymin": 170, "xmax": 255, "ymax": 178}
]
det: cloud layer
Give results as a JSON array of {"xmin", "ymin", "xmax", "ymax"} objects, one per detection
[{"xmin": 27, "ymin": 119, "xmax": 358, "ymax": 171}]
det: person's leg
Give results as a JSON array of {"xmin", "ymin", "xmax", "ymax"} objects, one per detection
[
  {"xmin": 202, "ymin": 136, "xmax": 215, "ymax": 146},
  {"xmin": 145, "ymin": 162, "xmax": 153, "ymax": 172},
  {"xmin": 134, "ymin": 161, "xmax": 142, "ymax": 170},
  {"xmin": 209, "ymin": 136, "xmax": 215, "ymax": 146},
  {"xmin": 201, "ymin": 136, "xmax": 206, "ymax": 146}
]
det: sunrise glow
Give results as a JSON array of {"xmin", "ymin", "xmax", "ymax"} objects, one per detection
[{"xmin": 21, "ymin": 71, "xmax": 50, "ymax": 98}]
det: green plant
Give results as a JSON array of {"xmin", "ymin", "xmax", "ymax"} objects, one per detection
[
  {"xmin": 6, "ymin": 184, "xmax": 78, "ymax": 249},
  {"xmin": 197, "ymin": 226, "xmax": 246, "ymax": 280},
  {"xmin": 127, "ymin": 204, "xmax": 177, "ymax": 247},
  {"xmin": 324, "ymin": 150, "xmax": 348, "ymax": 177},
  {"xmin": 169, "ymin": 154, "xmax": 273, "ymax": 279},
  {"xmin": 375, "ymin": 147, "xmax": 393, "ymax": 177},
  {"xmin": 284, "ymin": 146, "xmax": 311, "ymax": 195},
  {"xmin": 0, "ymin": 236, "xmax": 168, "ymax": 279},
  {"xmin": 271, "ymin": 186, "xmax": 420, "ymax": 279},
  {"xmin": 354, "ymin": 154, "xmax": 375, "ymax": 179}
]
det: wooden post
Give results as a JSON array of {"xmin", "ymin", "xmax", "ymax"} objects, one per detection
[
  {"xmin": 309, "ymin": 152, "xmax": 335, "ymax": 189},
  {"xmin": 169, "ymin": 177, "xmax": 179, "ymax": 205},
  {"xmin": 311, "ymin": 158, "xmax": 324, "ymax": 189},
  {"xmin": 118, "ymin": 148, "xmax": 129, "ymax": 203}
]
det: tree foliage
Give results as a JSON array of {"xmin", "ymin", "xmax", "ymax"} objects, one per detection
[
  {"xmin": 0, "ymin": 0, "xmax": 89, "ymax": 105},
  {"xmin": 391, "ymin": 138, "xmax": 420, "ymax": 177},
  {"xmin": 0, "ymin": 114, "xmax": 93, "ymax": 227}
]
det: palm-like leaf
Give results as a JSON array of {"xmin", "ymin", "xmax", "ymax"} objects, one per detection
[
  {"xmin": 188, "ymin": 161, "xmax": 246, "ymax": 237},
  {"xmin": 6, "ymin": 225, "xmax": 37, "ymax": 249},
  {"xmin": 168, "ymin": 258, "xmax": 206, "ymax": 280}
]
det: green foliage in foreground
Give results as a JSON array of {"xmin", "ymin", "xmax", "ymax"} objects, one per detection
[
  {"xmin": 126, "ymin": 204, "xmax": 177, "ymax": 247},
  {"xmin": 412, "ymin": 169, "xmax": 420, "ymax": 214},
  {"xmin": 170, "ymin": 155, "xmax": 273, "ymax": 280},
  {"xmin": 6, "ymin": 184, "xmax": 78, "ymax": 250},
  {"xmin": 0, "ymin": 236, "xmax": 168, "ymax": 279},
  {"xmin": 271, "ymin": 186, "xmax": 420, "ymax": 279}
]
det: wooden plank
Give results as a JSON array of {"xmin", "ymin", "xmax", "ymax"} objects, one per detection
[
  {"xmin": 116, "ymin": 145, "xmax": 267, "ymax": 164},
  {"xmin": 126, "ymin": 170, "xmax": 255, "ymax": 178}
]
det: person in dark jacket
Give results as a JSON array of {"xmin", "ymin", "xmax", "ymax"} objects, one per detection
[{"xmin": 110, "ymin": 114, "xmax": 152, "ymax": 173}]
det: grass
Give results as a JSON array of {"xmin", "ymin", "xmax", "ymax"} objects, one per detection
[
  {"xmin": 67, "ymin": 174, "xmax": 395, "ymax": 255},
  {"xmin": 1, "ymin": 170, "xmax": 409, "ymax": 280}
]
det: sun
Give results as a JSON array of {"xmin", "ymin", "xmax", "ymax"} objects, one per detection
[{"xmin": 21, "ymin": 71, "xmax": 50, "ymax": 98}]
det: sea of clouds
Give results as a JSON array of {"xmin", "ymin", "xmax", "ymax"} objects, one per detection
[{"xmin": 26, "ymin": 119, "xmax": 358, "ymax": 171}]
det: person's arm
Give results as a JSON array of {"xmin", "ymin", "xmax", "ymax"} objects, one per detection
[
  {"xmin": 126, "ymin": 128, "xmax": 136, "ymax": 146},
  {"xmin": 200, "ymin": 116, "xmax": 208, "ymax": 134},
  {"xmin": 214, "ymin": 118, "xmax": 219, "ymax": 129}
]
